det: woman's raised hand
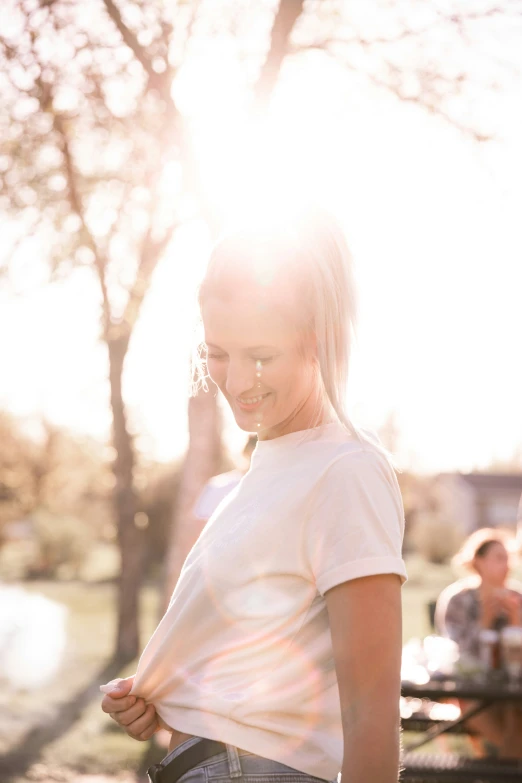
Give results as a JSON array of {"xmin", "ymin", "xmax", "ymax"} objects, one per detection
[
  {"xmin": 100, "ymin": 675, "xmax": 160, "ymax": 741},
  {"xmin": 480, "ymin": 593, "xmax": 503, "ymax": 628},
  {"xmin": 498, "ymin": 590, "xmax": 522, "ymax": 625}
]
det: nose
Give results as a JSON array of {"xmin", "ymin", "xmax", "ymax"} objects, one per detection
[{"xmin": 225, "ymin": 359, "xmax": 256, "ymax": 399}]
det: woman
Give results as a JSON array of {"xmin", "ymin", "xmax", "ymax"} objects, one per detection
[
  {"xmin": 435, "ymin": 528, "xmax": 522, "ymax": 757},
  {"xmin": 436, "ymin": 528, "xmax": 522, "ymax": 658},
  {"xmin": 101, "ymin": 209, "xmax": 407, "ymax": 783}
]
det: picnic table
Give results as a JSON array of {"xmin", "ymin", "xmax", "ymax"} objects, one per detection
[
  {"xmin": 402, "ymin": 675, "xmax": 522, "ymax": 703},
  {"xmin": 400, "ymin": 674, "xmax": 522, "ymax": 782}
]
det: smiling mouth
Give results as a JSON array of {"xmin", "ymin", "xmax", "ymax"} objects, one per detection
[{"xmin": 236, "ymin": 392, "xmax": 271, "ymax": 410}]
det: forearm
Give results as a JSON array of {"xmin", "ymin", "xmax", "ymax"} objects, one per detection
[
  {"xmin": 341, "ymin": 703, "xmax": 401, "ymax": 783},
  {"xmin": 326, "ymin": 575, "xmax": 403, "ymax": 783}
]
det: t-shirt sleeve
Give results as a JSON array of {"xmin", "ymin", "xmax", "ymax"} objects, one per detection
[{"xmin": 305, "ymin": 449, "xmax": 407, "ymax": 595}]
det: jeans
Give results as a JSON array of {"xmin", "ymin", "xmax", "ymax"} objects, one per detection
[{"xmin": 156, "ymin": 737, "xmax": 334, "ymax": 783}]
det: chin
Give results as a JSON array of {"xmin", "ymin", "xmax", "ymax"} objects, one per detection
[{"xmin": 235, "ymin": 420, "xmax": 255, "ymax": 433}]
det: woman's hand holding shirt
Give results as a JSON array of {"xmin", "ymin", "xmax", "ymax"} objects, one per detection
[{"xmin": 100, "ymin": 675, "xmax": 160, "ymax": 741}]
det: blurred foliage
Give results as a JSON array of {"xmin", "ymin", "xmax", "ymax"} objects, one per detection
[
  {"xmin": 0, "ymin": 411, "xmax": 113, "ymax": 576},
  {"xmin": 0, "ymin": 0, "xmax": 288, "ymax": 298},
  {"xmin": 0, "ymin": 412, "xmax": 112, "ymax": 531},
  {"xmin": 0, "ymin": 0, "xmax": 178, "ymax": 294},
  {"xmin": 0, "ymin": 411, "xmax": 185, "ymax": 579},
  {"xmin": 0, "ymin": 410, "xmax": 234, "ymax": 580},
  {"xmin": 1, "ymin": 0, "xmax": 517, "ymax": 288},
  {"xmin": 29, "ymin": 508, "xmax": 93, "ymax": 579},
  {"xmin": 0, "ymin": 412, "xmax": 39, "ymax": 534},
  {"xmin": 410, "ymin": 509, "xmax": 465, "ymax": 565}
]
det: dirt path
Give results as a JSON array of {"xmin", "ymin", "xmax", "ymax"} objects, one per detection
[{"xmin": 15, "ymin": 767, "xmax": 138, "ymax": 783}]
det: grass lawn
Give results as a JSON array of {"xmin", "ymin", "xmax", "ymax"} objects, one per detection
[
  {"xmin": 0, "ymin": 580, "xmax": 162, "ymax": 782},
  {"xmin": 3, "ymin": 555, "xmax": 516, "ymax": 781}
]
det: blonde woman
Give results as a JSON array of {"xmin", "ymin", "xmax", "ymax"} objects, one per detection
[{"xmin": 101, "ymin": 210, "xmax": 407, "ymax": 783}]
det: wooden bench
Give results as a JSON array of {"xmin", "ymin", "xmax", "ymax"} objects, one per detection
[{"xmin": 401, "ymin": 752, "xmax": 522, "ymax": 782}]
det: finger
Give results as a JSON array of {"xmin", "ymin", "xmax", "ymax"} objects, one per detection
[
  {"xmin": 124, "ymin": 705, "xmax": 159, "ymax": 741},
  {"xmin": 100, "ymin": 675, "xmax": 135, "ymax": 697},
  {"xmin": 136, "ymin": 720, "xmax": 159, "ymax": 742},
  {"xmin": 113, "ymin": 699, "xmax": 151, "ymax": 727},
  {"xmin": 101, "ymin": 694, "xmax": 137, "ymax": 714},
  {"xmin": 126, "ymin": 704, "xmax": 158, "ymax": 740}
]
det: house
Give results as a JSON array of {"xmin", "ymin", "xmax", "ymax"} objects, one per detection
[{"xmin": 434, "ymin": 472, "xmax": 522, "ymax": 535}]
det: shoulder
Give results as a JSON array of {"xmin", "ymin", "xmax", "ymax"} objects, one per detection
[
  {"xmin": 438, "ymin": 580, "xmax": 478, "ymax": 611},
  {"xmin": 312, "ymin": 446, "xmax": 402, "ymax": 512},
  {"xmin": 316, "ymin": 444, "xmax": 396, "ymax": 485},
  {"xmin": 305, "ymin": 445, "xmax": 405, "ymax": 548}
]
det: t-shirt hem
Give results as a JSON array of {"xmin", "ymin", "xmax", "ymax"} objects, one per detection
[
  {"xmin": 157, "ymin": 708, "xmax": 339, "ymax": 781},
  {"xmin": 317, "ymin": 556, "xmax": 407, "ymax": 595}
]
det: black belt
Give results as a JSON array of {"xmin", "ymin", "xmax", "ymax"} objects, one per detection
[{"xmin": 148, "ymin": 739, "xmax": 229, "ymax": 783}]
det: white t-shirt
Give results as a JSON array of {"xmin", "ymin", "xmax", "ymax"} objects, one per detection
[{"xmin": 132, "ymin": 422, "xmax": 407, "ymax": 780}]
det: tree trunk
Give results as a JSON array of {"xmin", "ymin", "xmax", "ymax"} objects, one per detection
[
  {"xmin": 108, "ymin": 335, "xmax": 145, "ymax": 662},
  {"xmin": 162, "ymin": 383, "xmax": 222, "ymax": 612},
  {"xmin": 254, "ymin": 0, "xmax": 305, "ymax": 108}
]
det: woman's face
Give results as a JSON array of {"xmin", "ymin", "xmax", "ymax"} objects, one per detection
[
  {"xmin": 474, "ymin": 542, "xmax": 509, "ymax": 586},
  {"xmin": 202, "ymin": 293, "xmax": 320, "ymax": 440}
]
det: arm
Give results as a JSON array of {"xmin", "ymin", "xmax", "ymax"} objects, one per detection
[
  {"xmin": 326, "ymin": 573, "xmax": 402, "ymax": 783},
  {"xmin": 499, "ymin": 590, "xmax": 522, "ymax": 626}
]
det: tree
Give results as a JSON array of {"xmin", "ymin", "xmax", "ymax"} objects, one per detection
[
  {"xmin": 0, "ymin": 0, "xmax": 304, "ymax": 660},
  {"xmin": 0, "ymin": 413, "xmax": 39, "ymax": 547},
  {"xmin": 1, "ymin": 0, "xmax": 185, "ymax": 660},
  {"xmin": 0, "ymin": 412, "xmax": 112, "ymax": 574},
  {"xmin": 1, "ymin": 0, "xmax": 515, "ymax": 658}
]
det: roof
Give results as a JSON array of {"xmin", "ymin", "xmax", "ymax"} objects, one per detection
[{"xmin": 458, "ymin": 473, "xmax": 522, "ymax": 492}]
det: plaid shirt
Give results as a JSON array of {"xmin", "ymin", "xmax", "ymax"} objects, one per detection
[{"xmin": 435, "ymin": 583, "xmax": 522, "ymax": 658}]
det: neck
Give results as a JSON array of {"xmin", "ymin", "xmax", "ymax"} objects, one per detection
[
  {"xmin": 479, "ymin": 580, "xmax": 504, "ymax": 594},
  {"xmin": 258, "ymin": 385, "xmax": 334, "ymax": 441}
]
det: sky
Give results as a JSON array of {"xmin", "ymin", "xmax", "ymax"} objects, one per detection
[{"xmin": 1, "ymin": 6, "xmax": 521, "ymax": 476}]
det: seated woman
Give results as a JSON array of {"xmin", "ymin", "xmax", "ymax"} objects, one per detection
[{"xmin": 435, "ymin": 528, "xmax": 522, "ymax": 757}]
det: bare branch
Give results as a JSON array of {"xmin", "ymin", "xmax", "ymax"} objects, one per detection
[
  {"xmin": 182, "ymin": 0, "xmax": 202, "ymax": 61},
  {"xmin": 52, "ymin": 111, "xmax": 113, "ymax": 333},
  {"xmin": 297, "ymin": 5, "xmax": 514, "ymax": 52},
  {"xmin": 121, "ymin": 217, "xmax": 179, "ymax": 332},
  {"xmin": 101, "ymin": 0, "xmax": 174, "ymax": 102},
  {"xmin": 102, "ymin": 0, "xmax": 156, "ymax": 81},
  {"xmin": 313, "ymin": 47, "xmax": 492, "ymax": 142}
]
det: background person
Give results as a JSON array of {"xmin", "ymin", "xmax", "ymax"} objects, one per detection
[
  {"xmin": 436, "ymin": 528, "xmax": 522, "ymax": 656},
  {"xmin": 436, "ymin": 528, "xmax": 522, "ymax": 757},
  {"xmin": 192, "ymin": 435, "xmax": 257, "ymax": 522}
]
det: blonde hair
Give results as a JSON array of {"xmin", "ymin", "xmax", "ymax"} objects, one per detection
[{"xmin": 192, "ymin": 207, "xmax": 399, "ymax": 471}]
